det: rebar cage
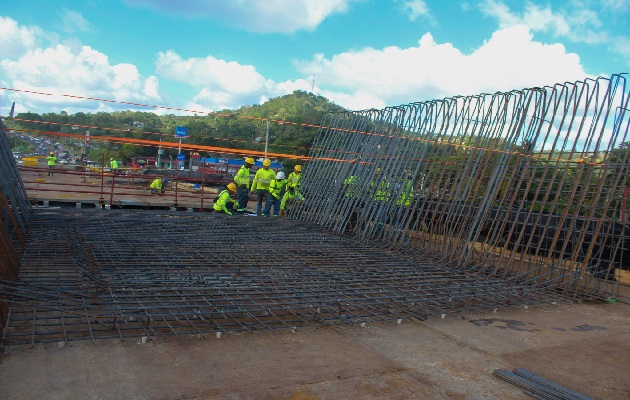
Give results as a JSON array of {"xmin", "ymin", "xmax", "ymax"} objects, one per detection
[{"xmin": 294, "ymin": 74, "xmax": 630, "ymax": 299}]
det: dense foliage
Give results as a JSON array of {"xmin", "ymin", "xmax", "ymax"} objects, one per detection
[{"xmin": 6, "ymin": 90, "xmax": 347, "ymax": 164}]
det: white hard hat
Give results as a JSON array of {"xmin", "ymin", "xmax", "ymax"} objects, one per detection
[{"xmin": 276, "ymin": 171, "xmax": 285, "ymax": 180}]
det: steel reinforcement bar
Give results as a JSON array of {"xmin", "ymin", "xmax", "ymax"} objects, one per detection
[
  {"xmin": 0, "ymin": 208, "xmax": 564, "ymax": 345},
  {"xmin": 292, "ymin": 74, "xmax": 630, "ymax": 299},
  {"xmin": 0, "ymin": 118, "xmax": 32, "ymax": 328}
]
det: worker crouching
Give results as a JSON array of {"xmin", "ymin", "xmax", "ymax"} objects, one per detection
[
  {"xmin": 213, "ymin": 183, "xmax": 238, "ymax": 215},
  {"xmin": 150, "ymin": 178, "xmax": 169, "ymax": 195}
]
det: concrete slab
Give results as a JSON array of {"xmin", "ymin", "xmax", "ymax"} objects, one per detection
[{"xmin": 2, "ymin": 301, "xmax": 628, "ymax": 400}]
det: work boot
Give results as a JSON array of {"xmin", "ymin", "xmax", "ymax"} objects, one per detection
[{"xmin": 280, "ymin": 209, "xmax": 285, "ymax": 217}]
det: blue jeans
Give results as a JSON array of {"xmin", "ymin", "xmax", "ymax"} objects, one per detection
[
  {"xmin": 256, "ymin": 189, "xmax": 269, "ymax": 214},
  {"xmin": 263, "ymin": 195, "xmax": 280, "ymax": 216},
  {"xmin": 237, "ymin": 186, "xmax": 249, "ymax": 210}
]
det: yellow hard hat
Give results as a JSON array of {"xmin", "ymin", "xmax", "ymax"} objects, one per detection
[
  {"xmin": 263, "ymin": 159, "xmax": 271, "ymax": 167},
  {"xmin": 227, "ymin": 182, "xmax": 237, "ymax": 192},
  {"xmin": 294, "ymin": 165, "xmax": 302, "ymax": 172},
  {"xmin": 50, "ymin": 151, "xmax": 54, "ymax": 155},
  {"xmin": 245, "ymin": 157, "xmax": 255, "ymax": 164},
  {"xmin": 375, "ymin": 168, "xmax": 381, "ymax": 175},
  {"xmin": 110, "ymin": 158, "xmax": 113, "ymax": 161}
]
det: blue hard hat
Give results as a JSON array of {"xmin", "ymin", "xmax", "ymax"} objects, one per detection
[{"xmin": 163, "ymin": 178, "xmax": 169, "ymax": 184}]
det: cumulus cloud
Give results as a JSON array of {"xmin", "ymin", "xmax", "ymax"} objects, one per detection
[
  {"xmin": 477, "ymin": 0, "xmax": 612, "ymax": 44},
  {"xmin": 124, "ymin": 0, "xmax": 352, "ymax": 33},
  {"xmin": 0, "ymin": 43, "xmax": 161, "ymax": 113},
  {"xmin": 293, "ymin": 25, "xmax": 587, "ymax": 110},
  {"xmin": 155, "ymin": 50, "xmax": 272, "ymax": 110},
  {"xmin": 0, "ymin": 17, "xmax": 43, "ymax": 59}
]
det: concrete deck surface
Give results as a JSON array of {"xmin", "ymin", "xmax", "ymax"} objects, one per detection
[{"xmin": 2, "ymin": 300, "xmax": 628, "ymax": 400}]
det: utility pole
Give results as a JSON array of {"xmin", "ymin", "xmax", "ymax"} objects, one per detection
[
  {"xmin": 265, "ymin": 119, "xmax": 269, "ymax": 159},
  {"xmin": 157, "ymin": 138, "xmax": 162, "ymax": 168}
]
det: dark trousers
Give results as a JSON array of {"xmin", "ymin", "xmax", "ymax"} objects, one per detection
[
  {"xmin": 263, "ymin": 195, "xmax": 280, "ymax": 216},
  {"xmin": 237, "ymin": 186, "xmax": 249, "ymax": 210},
  {"xmin": 256, "ymin": 189, "xmax": 269, "ymax": 214},
  {"xmin": 48, "ymin": 165, "xmax": 54, "ymax": 176}
]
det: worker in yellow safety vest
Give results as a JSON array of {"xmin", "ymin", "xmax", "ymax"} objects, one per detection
[
  {"xmin": 251, "ymin": 159, "xmax": 277, "ymax": 215},
  {"xmin": 150, "ymin": 178, "xmax": 169, "ymax": 195},
  {"xmin": 110, "ymin": 158, "xmax": 119, "ymax": 174},
  {"xmin": 46, "ymin": 151, "xmax": 57, "ymax": 176},
  {"xmin": 234, "ymin": 157, "xmax": 254, "ymax": 211},
  {"xmin": 213, "ymin": 183, "xmax": 238, "ymax": 215},
  {"xmin": 396, "ymin": 173, "xmax": 414, "ymax": 207},
  {"xmin": 262, "ymin": 171, "xmax": 287, "ymax": 217},
  {"xmin": 280, "ymin": 165, "xmax": 304, "ymax": 216}
]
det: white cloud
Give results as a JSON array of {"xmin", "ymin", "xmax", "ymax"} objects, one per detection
[
  {"xmin": 601, "ymin": 0, "xmax": 630, "ymax": 12},
  {"xmin": 397, "ymin": 0, "xmax": 433, "ymax": 22},
  {"xmin": 0, "ymin": 44, "xmax": 161, "ymax": 113},
  {"xmin": 60, "ymin": 10, "xmax": 92, "ymax": 34},
  {"xmin": 477, "ymin": 0, "xmax": 611, "ymax": 44},
  {"xmin": 124, "ymin": 0, "xmax": 352, "ymax": 33},
  {"xmin": 155, "ymin": 50, "xmax": 271, "ymax": 110},
  {"xmin": 294, "ymin": 25, "xmax": 588, "ymax": 110},
  {"xmin": 0, "ymin": 17, "xmax": 43, "ymax": 59}
]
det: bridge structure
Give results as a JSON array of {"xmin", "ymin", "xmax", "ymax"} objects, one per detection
[{"xmin": 0, "ymin": 74, "xmax": 628, "ymax": 345}]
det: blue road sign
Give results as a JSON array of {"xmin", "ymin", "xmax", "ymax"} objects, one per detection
[
  {"xmin": 175, "ymin": 126, "xmax": 189, "ymax": 138},
  {"xmin": 177, "ymin": 153, "xmax": 185, "ymax": 161}
]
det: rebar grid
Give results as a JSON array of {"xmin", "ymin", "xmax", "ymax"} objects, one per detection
[
  {"xmin": 294, "ymin": 74, "xmax": 630, "ymax": 299},
  {"xmin": 1, "ymin": 208, "xmax": 564, "ymax": 345},
  {"xmin": 0, "ymin": 120, "xmax": 31, "ymax": 327}
]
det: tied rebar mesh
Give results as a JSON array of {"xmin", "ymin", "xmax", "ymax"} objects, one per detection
[
  {"xmin": 1, "ymin": 209, "xmax": 561, "ymax": 345},
  {"xmin": 0, "ymin": 119, "xmax": 31, "ymax": 328},
  {"xmin": 293, "ymin": 74, "xmax": 630, "ymax": 299}
]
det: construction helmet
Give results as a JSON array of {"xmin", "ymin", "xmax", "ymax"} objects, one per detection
[
  {"xmin": 276, "ymin": 171, "xmax": 285, "ymax": 180},
  {"xmin": 227, "ymin": 182, "xmax": 237, "ymax": 192},
  {"xmin": 50, "ymin": 151, "xmax": 54, "ymax": 155},
  {"xmin": 163, "ymin": 178, "xmax": 169, "ymax": 184},
  {"xmin": 263, "ymin": 159, "xmax": 271, "ymax": 167},
  {"xmin": 294, "ymin": 165, "xmax": 302, "ymax": 172},
  {"xmin": 375, "ymin": 168, "xmax": 381, "ymax": 175},
  {"xmin": 110, "ymin": 158, "xmax": 113, "ymax": 161},
  {"xmin": 245, "ymin": 157, "xmax": 255, "ymax": 165}
]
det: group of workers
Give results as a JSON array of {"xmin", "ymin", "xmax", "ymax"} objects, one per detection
[
  {"xmin": 44, "ymin": 152, "xmax": 120, "ymax": 177},
  {"xmin": 213, "ymin": 157, "xmax": 303, "ymax": 216}
]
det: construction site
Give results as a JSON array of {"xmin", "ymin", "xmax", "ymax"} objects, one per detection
[{"xmin": 1, "ymin": 74, "xmax": 629, "ymax": 399}]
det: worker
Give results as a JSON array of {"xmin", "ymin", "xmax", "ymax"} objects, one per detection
[
  {"xmin": 262, "ymin": 171, "xmax": 286, "ymax": 217},
  {"xmin": 234, "ymin": 157, "xmax": 254, "ymax": 211},
  {"xmin": 109, "ymin": 158, "xmax": 119, "ymax": 174},
  {"xmin": 150, "ymin": 177, "xmax": 169, "ymax": 195},
  {"xmin": 251, "ymin": 159, "xmax": 276, "ymax": 215},
  {"xmin": 46, "ymin": 151, "xmax": 57, "ymax": 176},
  {"xmin": 370, "ymin": 168, "xmax": 391, "ymax": 233},
  {"xmin": 213, "ymin": 183, "xmax": 238, "ymax": 215},
  {"xmin": 396, "ymin": 171, "xmax": 414, "ymax": 207},
  {"xmin": 280, "ymin": 165, "xmax": 304, "ymax": 216}
]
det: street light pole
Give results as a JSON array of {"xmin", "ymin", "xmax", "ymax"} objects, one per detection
[{"xmin": 265, "ymin": 119, "xmax": 269, "ymax": 159}]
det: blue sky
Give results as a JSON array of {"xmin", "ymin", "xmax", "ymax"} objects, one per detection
[{"xmin": 1, "ymin": 0, "xmax": 628, "ymax": 116}]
